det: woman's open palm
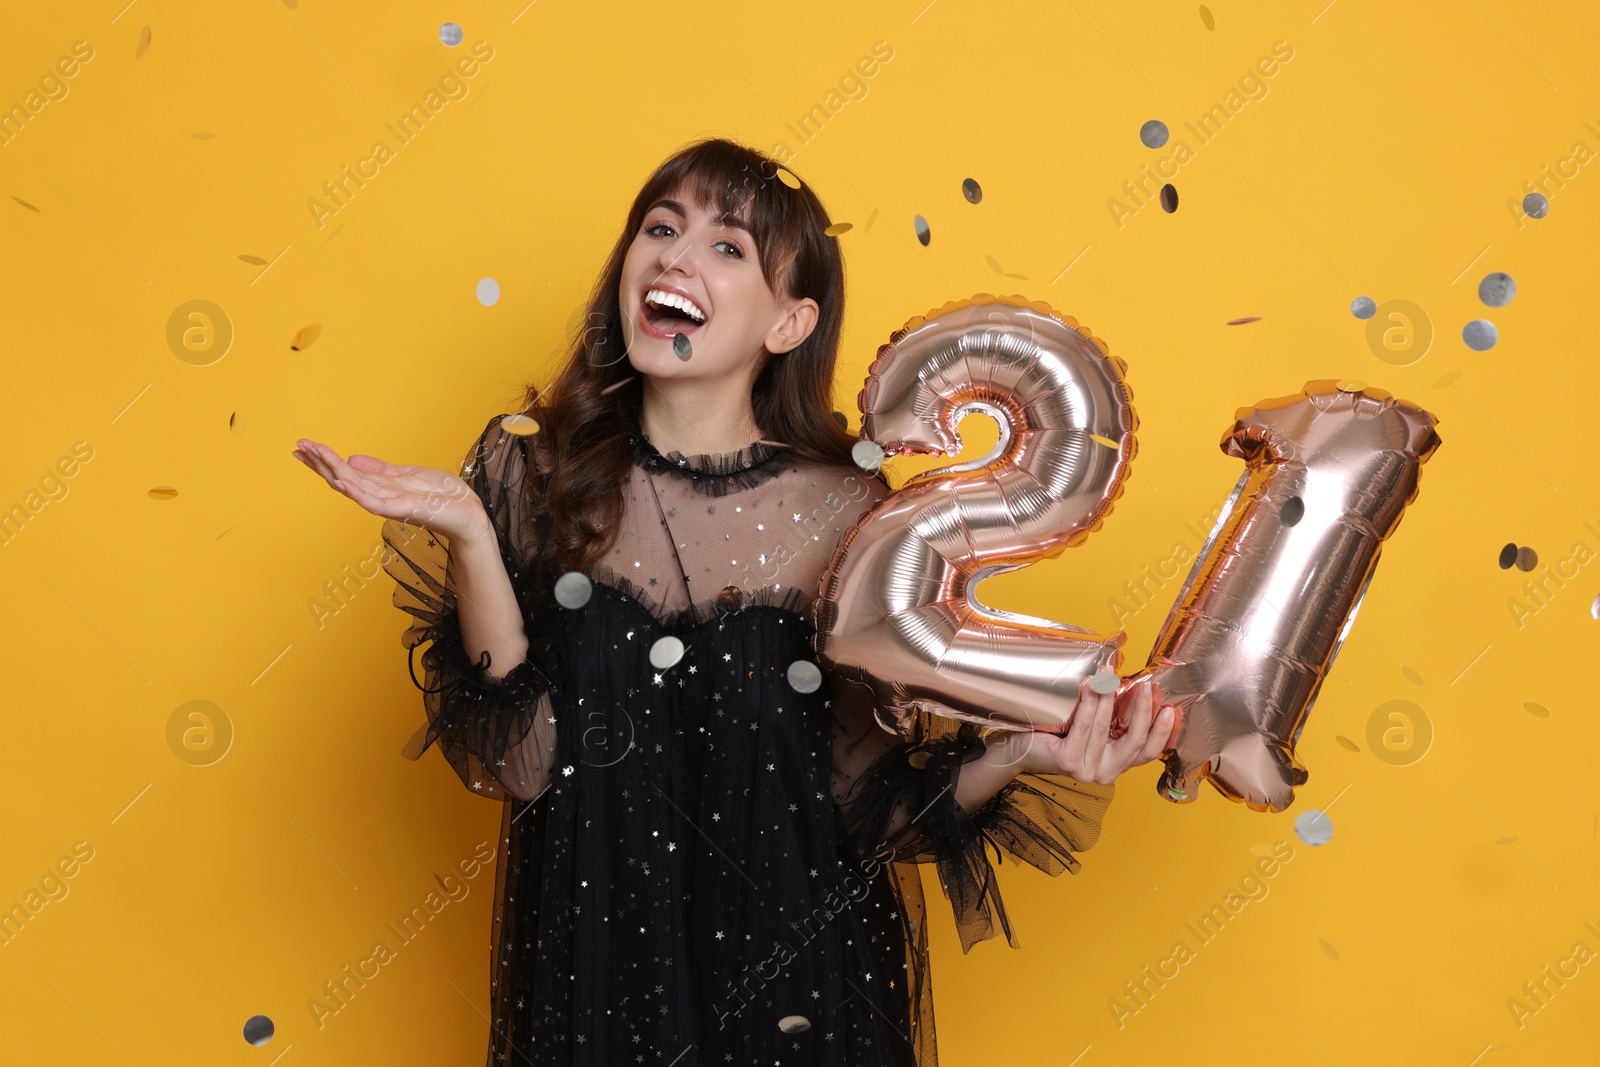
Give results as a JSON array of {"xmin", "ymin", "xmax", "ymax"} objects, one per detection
[{"xmin": 291, "ymin": 438, "xmax": 488, "ymax": 543}]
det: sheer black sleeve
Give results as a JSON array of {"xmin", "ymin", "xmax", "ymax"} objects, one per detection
[
  {"xmin": 380, "ymin": 414, "xmax": 558, "ymax": 803},
  {"xmin": 829, "ymin": 674, "xmax": 1115, "ymax": 953}
]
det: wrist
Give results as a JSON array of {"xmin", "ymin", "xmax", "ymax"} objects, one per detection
[{"xmin": 985, "ymin": 730, "xmax": 1040, "ymax": 777}]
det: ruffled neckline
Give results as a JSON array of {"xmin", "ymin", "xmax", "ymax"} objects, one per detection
[{"xmin": 628, "ymin": 430, "xmax": 790, "ymax": 496}]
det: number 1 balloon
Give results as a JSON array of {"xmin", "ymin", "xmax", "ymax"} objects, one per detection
[
  {"xmin": 1128, "ymin": 380, "xmax": 1441, "ymax": 812},
  {"xmin": 813, "ymin": 294, "xmax": 1138, "ymax": 735}
]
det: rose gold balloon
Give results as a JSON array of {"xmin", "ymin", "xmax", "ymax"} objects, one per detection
[
  {"xmin": 1125, "ymin": 380, "xmax": 1442, "ymax": 812},
  {"xmin": 813, "ymin": 294, "xmax": 1137, "ymax": 735}
]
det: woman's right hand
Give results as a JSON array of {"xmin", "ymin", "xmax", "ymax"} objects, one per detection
[{"xmin": 291, "ymin": 437, "xmax": 490, "ymax": 544}]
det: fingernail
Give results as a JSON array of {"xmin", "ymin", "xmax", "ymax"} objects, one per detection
[{"xmin": 1160, "ymin": 707, "xmax": 1174, "ymax": 719}]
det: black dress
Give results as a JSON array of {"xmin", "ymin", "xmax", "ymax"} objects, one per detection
[{"xmin": 380, "ymin": 412, "xmax": 1116, "ymax": 1066}]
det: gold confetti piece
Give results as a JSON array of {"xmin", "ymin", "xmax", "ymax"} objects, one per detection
[
  {"xmin": 1319, "ymin": 939, "xmax": 1339, "ymax": 960},
  {"xmin": 500, "ymin": 413, "xmax": 539, "ymax": 436},
  {"xmin": 775, "ymin": 168, "xmax": 801, "ymax": 189},
  {"xmin": 755, "ymin": 439, "xmax": 790, "ymax": 449},
  {"xmin": 148, "ymin": 486, "xmax": 179, "ymax": 499},
  {"xmin": 1401, "ymin": 665, "xmax": 1424, "ymax": 685},
  {"xmin": 1515, "ymin": 545, "xmax": 1538, "ymax": 571},
  {"xmin": 864, "ymin": 208, "xmax": 880, "ymax": 232},
  {"xmin": 290, "ymin": 324, "xmax": 321, "ymax": 351},
  {"xmin": 239, "ymin": 254, "xmax": 268, "ymax": 266},
  {"xmin": 1088, "ymin": 433, "xmax": 1119, "ymax": 449},
  {"xmin": 229, "ymin": 411, "xmax": 247, "ymax": 436},
  {"xmin": 600, "ymin": 376, "xmax": 636, "ymax": 396},
  {"xmin": 1199, "ymin": 5, "xmax": 1215, "ymax": 30},
  {"xmin": 985, "ymin": 255, "xmax": 1004, "ymax": 274},
  {"xmin": 1433, "ymin": 369, "xmax": 1462, "ymax": 388},
  {"xmin": 136, "ymin": 26, "xmax": 152, "ymax": 59},
  {"xmin": 1227, "ymin": 316, "xmax": 1261, "ymax": 325},
  {"xmin": 11, "ymin": 196, "xmax": 40, "ymax": 212},
  {"xmin": 773, "ymin": 248, "xmax": 799, "ymax": 278},
  {"xmin": 823, "ymin": 222, "xmax": 852, "ymax": 237},
  {"xmin": 191, "ymin": 132, "xmax": 215, "ymax": 140},
  {"xmin": 1335, "ymin": 735, "xmax": 1360, "ymax": 752},
  {"xmin": 1524, "ymin": 702, "xmax": 1549, "ymax": 718},
  {"xmin": 1336, "ymin": 378, "xmax": 1366, "ymax": 392},
  {"xmin": 778, "ymin": 1015, "xmax": 812, "ymax": 1034},
  {"xmin": 1002, "ymin": 272, "xmax": 1028, "ymax": 280},
  {"xmin": 907, "ymin": 751, "xmax": 930, "ymax": 769},
  {"xmin": 283, "ymin": 0, "xmax": 299, "ymax": 7}
]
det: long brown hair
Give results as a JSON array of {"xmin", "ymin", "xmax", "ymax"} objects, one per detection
[{"xmin": 515, "ymin": 137, "xmax": 858, "ymax": 572}]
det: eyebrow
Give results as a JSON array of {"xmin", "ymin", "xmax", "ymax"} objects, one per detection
[{"xmin": 647, "ymin": 198, "xmax": 753, "ymax": 234}]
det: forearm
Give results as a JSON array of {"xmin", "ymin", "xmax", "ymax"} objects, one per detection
[
  {"xmin": 449, "ymin": 520, "xmax": 529, "ymax": 681},
  {"xmin": 952, "ymin": 731, "xmax": 1032, "ymax": 815}
]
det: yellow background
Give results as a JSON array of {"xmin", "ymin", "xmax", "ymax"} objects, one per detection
[{"xmin": 3, "ymin": 0, "xmax": 1596, "ymax": 1063}]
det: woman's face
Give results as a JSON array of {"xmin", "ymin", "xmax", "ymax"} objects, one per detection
[{"xmin": 619, "ymin": 184, "xmax": 817, "ymax": 387}]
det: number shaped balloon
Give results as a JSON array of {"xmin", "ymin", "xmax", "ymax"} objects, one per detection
[
  {"xmin": 1130, "ymin": 380, "xmax": 1441, "ymax": 811},
  {"xmin": 813, "ymin": 294, "xmax": 1137, "ymax": 735},
  {"xmin": 816, "ymin": 295, "xmax": 1444, "ymax": 816}
]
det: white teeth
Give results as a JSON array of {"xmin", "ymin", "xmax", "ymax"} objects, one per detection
[{"xmin": 644, "ymin": 289, "xmax": 706, "ymax": 323}]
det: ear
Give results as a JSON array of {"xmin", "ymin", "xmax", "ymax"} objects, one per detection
[{"xmin": 765, "ymin": 297, "xmax": 819, "ymax": 355}]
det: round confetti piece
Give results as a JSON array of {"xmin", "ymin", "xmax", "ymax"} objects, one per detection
[
  {"xmin": 1279, "ymin": 496, "xmax": 1304, "ymax": 526},
  {"xmin": 476, "ymin": 277, "xmax": 500, "ymax": 307},
  {"xmin": 1478, "ymin": 271, "xmax": 1516, "ymax": 307},
  {"xmin": 1462, "ymin": 319, "xmax": 1498, "ymax": 351},
  {"xmin": 962, "ymin": 178, "xmax": 983, "ymax": 204},
  {"xmin": 1334, "ymin": 735, "xmax": 1361, "ymax": 752},
  {"xmin": 1400, "ymin": 665, "xmax": 1424, "ymax": 685},
  {"xmin": 831, "ymin": 411, "xmax": 849, "ymax": 430},
  {"xmin": 1226, "ymin": 316, "xmax": 1261, "ymax": 325},
  {"xmin": 1294, "ymin": 810, "xmax": 1333, "ymax": 846},
  {"xmin": 1089, "ymin": 670, "xmax": 1120, "ymax": 695},
  {"xmin": 907, "ymin": 751, "xmax": 931, "ymax": 769},
  {"xmin": 779, "ymin": 1016, "xmax": 812, "ymax": 1034},
  {"xmin": 1524, "ymin": 702, "xmax": 1549, "ymax": 718},
  {"xmin": 1319, "ymin": 939, "xmax": 1341, "ymax": 961},
  {"xmin": 1497, "ymin": 543, "xmax": 1518, "ymax": 569},
  {"xmin": 823, "ymin": 222, "xmax": 853, "ymax": 236},
  {"xmin": 554, "ymin": 571, "xmax": 593, "ymax": 609},
  {"xmin": 775, "ymin": 168, "xmax": 801, "ymax": 189},
  {"xmin": 1199, "ymin": 5, "xmax": 1215, "ymax": 30},
  {"xmin": 851, "ymin": 440, "xmax": 885, "ymax": 471},
  {"xmin": 786, "ymin": 660, "xmax": 823, "ymax": 694},
  {"xmin": 1350, "ymin": 296, "xmax": 1376, "ymax": 320},
  {"xmin": 1336, "ymin": 378, "xmax": 1366, "ymax": 392},
  {"xmin": 243, "ymin": 1014, "xmax": 275, "ymax": 1047},
  {"xmin": 1139, "ymin": 120, "xmax": 1169, "ymax": 149},
  {"xmin": 913, "ymin": 215, "xmax": 931, "ymax": 246},
  {"xmin": 649, "ymin": 636, "xmax": 685, "ymax": 669},
  {"xmin": 439, "ymin": 22, "xmax": 463, "ymax": 46},
  {"xmin": 672, "ymin": 332, "xmax": 692, "ymax": 361},
  {"xmin": 1522, "ymin": 192, "xmax": 1548, "ymax": 218},
  {"xmin": 1591, "ymin": 593, "xmax": 1600, "ymax": 620},
  {"xmin": 1515, "ymin": 545, "xmax": 1538, "ymax": 571},
  {"xmin": 1159, "ymin": 184, "xmax": 1178, "ymax": 212},
  {"xmin": 500, "ymin": 413, "xmax": 539, "ymax": 436}
]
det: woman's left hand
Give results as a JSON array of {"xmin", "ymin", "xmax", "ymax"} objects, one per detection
[{"xmin": 1017, "ymin": 675, "xmax": 1177, "ymax": 785}]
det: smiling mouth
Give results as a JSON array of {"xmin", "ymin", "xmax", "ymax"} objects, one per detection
[{"xmin": 641, "ymin": 291, "xmax": 707, "ymax": 334}]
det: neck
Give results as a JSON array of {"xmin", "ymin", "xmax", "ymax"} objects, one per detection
[{"xmin": 638, "ymin": 372, "xmax": 764, "ymax": 456}]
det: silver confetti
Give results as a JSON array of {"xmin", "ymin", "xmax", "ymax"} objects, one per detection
[
  {"xmin": 961, "ymin": 178, "xmax": 982, "ymax": 205},
  {"xmin": 778, "ymin": 1015, "xmax": 812, "ymax": 1034},
  {"xmin": 1350, "ymin": 296, "xmax": 1376, "ymax": 320},
  {"xmin": 1139, "ymin": 119, "xmax": 1169, "ymax": 148},
  {"xmin": 554, "ymin": 571, "xmax": 593, "ymax": 609},
  {"xmin": 1089, "ymin": 670, "xmax": 1120, "ymax": 695},
  {"xmin": 1462, "ymin": 319, "xmax": 1498, "ymax": 351},
  {"xmin": 1294, "ymin": 809, "xmax": 1333, "ymax": 846},
  {"xmin": 1477, "ymin": 272, "xmax": 1516, "ymax": 308},
  {"xmin": 1522, "ymin": 192, "xmax": 1548, "ymax": 219},
  {"xmin": 851, "ymin": 440, "xmax": 885, "ymax": 472},
  {"xmin": 786, "ymin": 660, "xmax": 823, "ymax": 694},
  {"xmin": 673, "ymin": 332, "xmax": 692, "ymax": 361},
  {"xmin": 913, "ymin": 214, "xmax": 931, "ymax": 246},
  {"xmin": 649, "ymin": 636, "xmax": 685, "ymax": 669}
]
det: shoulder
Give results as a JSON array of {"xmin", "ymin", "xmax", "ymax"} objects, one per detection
[{"xmin": 785, "ymin": 458, "xmax": 890, "ymax": 526}]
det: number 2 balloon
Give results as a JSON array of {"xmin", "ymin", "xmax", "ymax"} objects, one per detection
[{"xmin": 813, "ymin": 293, "xmax": 1442, "ymax": 813}]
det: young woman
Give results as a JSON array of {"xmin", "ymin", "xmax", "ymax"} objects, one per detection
[{"xmin": 292, "ymin": 137, "xmax": 1176, "ymax": 1066}]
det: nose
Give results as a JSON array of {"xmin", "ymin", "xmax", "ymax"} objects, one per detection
[{"xmin": 654, "ymin": 230, "xmax": 701, "ymax": 278}]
